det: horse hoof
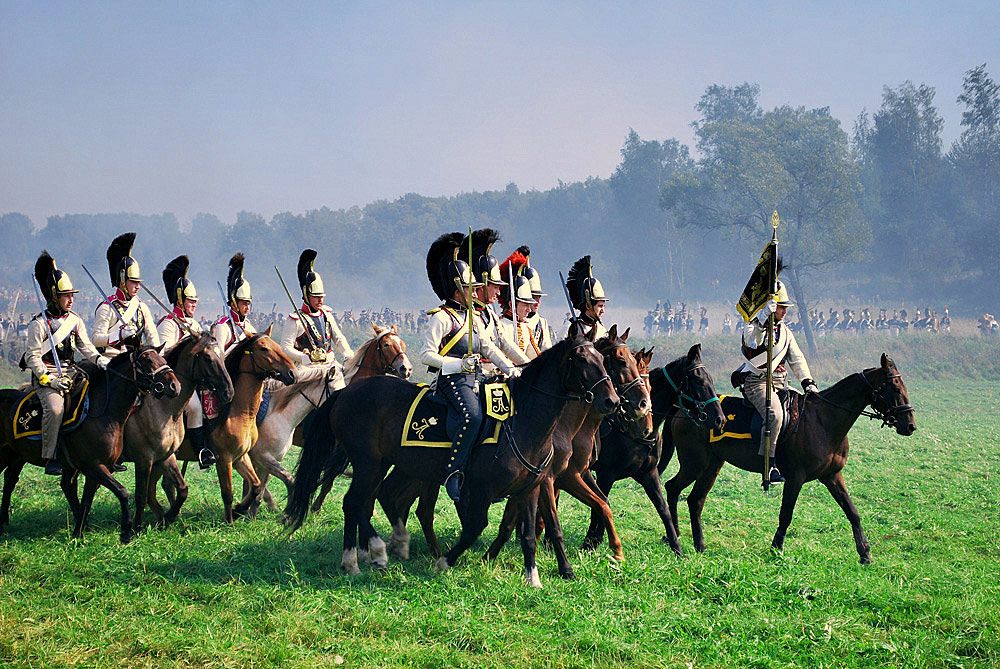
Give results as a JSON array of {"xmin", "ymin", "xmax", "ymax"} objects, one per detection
[
  {"xmin": 612, "ymin": 552, "xmax": 625, "ymax": 563},
  {"xmin": 580, "ymin": 540, "xmax": 598, "ymax": 552},
  {"xmin": 860, "ymin": 555, "xmax": 872, "ymax": 565},
  {"xmin": 560, "ymin": 569, "xmax": 576, "ymax": 581},
  {"xmin": 341, "ymin": 548, "xmax": 361, "ymax": 575},
  {"xmin": 524, "ymin": 566, "xmax": 543, "ymax": 589},
  {"xmin": 434, "ymin": 556, "xmax": 450, "ymax": 573}
]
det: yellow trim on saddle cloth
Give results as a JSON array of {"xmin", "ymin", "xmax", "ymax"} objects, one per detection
[
  {"xmin": 484, "ymin": 381, "xmax": 512, "ymax": 421},
  {"xmin": 13, "ymin": 378, "xmax": 90, "ymax": 439},
  {"xmin": 708, "ymin": 393, "xmax": 752, "ymax": 444},
  {"xmin": 401, "ymin": 385, "xmax": 502, "ymax": 448}
]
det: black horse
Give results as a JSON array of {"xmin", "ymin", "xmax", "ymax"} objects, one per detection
[
  {"xmin": 285, "ymin": 335, "xmax": 620, "ymax": 587},
  {"xmin": 586, "ymin": 343, "xmax": 726, "ymax": 554},
  {"xmin": 664, "ymin": 353, "xmax": 916, "ymax": 563}
]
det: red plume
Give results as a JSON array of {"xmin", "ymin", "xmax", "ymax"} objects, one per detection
[{"xmin": 499, "ymin": 251, "xmax": 528, "ymax": 284}]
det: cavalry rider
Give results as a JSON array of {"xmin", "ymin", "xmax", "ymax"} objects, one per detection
[
  {"xmin": 565, "ymin": 255, "xmax": 609, "ymax": 339},
  {"xmin": 211, "ymin": 253, "xmax": 257, "ymax": 357},
  {"xmin": 733, "ymin": 280, "xmax": 818, "ymax": 484},
  {"xmin": 24, "ymin": 252, "xmax": 110, "ymax": 475},
  {"xmin": 279, "ymin": 249, "xmax": 353, "ymax": 370},
  {"xmin": 92, "ymin": 232, "xmax": 161, "ymax": 356},
  {"xmin": 157, "ymin": 255, "xmax": 215, "ymax": 469},
  {"xmin": 462, "ymin": 228, "xmax": 531, "ymax": 374},
  {"xmin": 517, "ymin": 245, "xmax": 553, "ymax": 352},
  {"xmin": 420, "ymin": 232, "xmax": 522, "ymax": 504},
  {"xmin": 498, "ymin": 250, "xmax": 541, "ymax": 360}
]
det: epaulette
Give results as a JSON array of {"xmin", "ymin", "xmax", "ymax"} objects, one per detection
[
  {"xmin": 215, "ymin": 315, "xmax": 230, "ymax": 326},
  {"xmin": 288, "ymin": 312, "xmax": 300, "ymax": 321},
  {"xmin": 426, "ymin": 307, "xmax": 442, "ymax": 315}
]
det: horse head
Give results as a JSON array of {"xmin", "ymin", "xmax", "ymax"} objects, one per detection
[
  {"xmin": 191, "ymin": 334, "xmax": 235, "ymax": 404},
  {"xmin": 133, "ymin": 344, "xmax": 181, "ymax": 399},
  {"xmin": 563, "ymin": 332, "xmax": 619, "ymax": 415},
  {"xmin": 372, "ymin": 323, "xmax": 412, "ymax": 380},
  {"xmin": 239, "ymin": 326, "xmax": 297, "ymax": 386},
  {"xmin": 596, "ymin": 324, "xmax": 650, "ymax": 423},
  {"xmin": 650, "ymin": 343, "xmax": 725, "ymax": 431},
  {"xmin": 871, "ymin": 353, "xmax": 916, "ymax": 436},
  {"xmin": 625, "ymin": 346, "xmax": 656, "ymax": 439}
]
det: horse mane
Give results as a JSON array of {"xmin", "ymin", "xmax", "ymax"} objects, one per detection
[
  {"xmin": 513, "ymin": 336, "xmax": 574, "ymax": 391},
  {"xmin": 340, "ymin": 338, "xmax": 373, "ymax": 386},
  {"xmin": 649, "ymin": 354, "xmax": 687, "ymax": 411},
  {"xmin": 820, "ymin": 367, "xmax": 879, "ymax": 398},
  {"xmin": 223, "ymin": 334, "xmax": 261, "ymax": 382}
]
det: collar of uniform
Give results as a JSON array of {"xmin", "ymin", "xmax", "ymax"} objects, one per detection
[
  {"xmin": 579, "ymin": 313, "xmax": 597, "ymax": 327},
  {"xmin": 300, "ymin": 303, "xmax": 323, "ymax": 317},
  {"xmin": 229, "ymin": 307, "xmax": 244, "ymax": 325},
  {"xmin": 113, "ymin": 287, "xmax": 129, "ymax": 303},
  {"xmin": 443, "ymin": 299, "xmax": 464, "ymax": 310},
  {"xmin": 44, "ymin": 308, "xmax": 68, "ymax": 320},
  {"xmin": 171, "ymin": 304, "xmax": 186, "ymax": 320}
]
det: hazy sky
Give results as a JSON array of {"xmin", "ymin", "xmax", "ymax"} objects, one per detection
[{"xmin": 2, "ymin": 1, "xmax": 998, "ymax": 228}]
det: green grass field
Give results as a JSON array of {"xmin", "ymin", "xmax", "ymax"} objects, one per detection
[{"xmin": 1, "ymin": 343, "xmax": 998, "ymax": 667}]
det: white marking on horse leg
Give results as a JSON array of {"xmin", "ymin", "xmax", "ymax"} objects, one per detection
[
  {"xmin": 435, "ymin": 556, "xmax": 450, "ymax": 572},
  {"xmin": 389, "ymin": 521, "xmax": 411, "ymax": 560},
  {"xmin": 369, "ymin": 536, "xmax": 389, "ymax": 569},
  {"xmin": 525, "ymin": 565, "xmax": 543, "ymax": 589},
  {"xmin": 341, "ymin": 548, "xmax": 360, "ymax": 575}
]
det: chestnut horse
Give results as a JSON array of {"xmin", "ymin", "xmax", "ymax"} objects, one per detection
[
  {"xmin": 0, "ymin": 346, "xmax": 179, "ymax": 542},
  {"xmin": 664, "ymin": 353, "xmax": 915, "ymax": 563},
  {"xmin": 154, "ymin": 329, "xmax": 296, "ymax": 524}
]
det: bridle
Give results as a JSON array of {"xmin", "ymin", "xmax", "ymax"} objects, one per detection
[
  {"xmin": 599, "ymin": 344, "xmax": 649, "ymax": 425},
  {"xmin": 661, "ymin": 363, "xmax": 720, "ymax": 426},
  {"xmin": 361, "ymin": 331, "xmax": 407, "ymax": 377},
  {"xmin": 105, "ymin": 348, "xmax": 174, "ymax": 398},
  {"xmin": 237, "ymin": 336, "xmax": 286, "ymax": 380},
  {"xmin": 520, "ymin": 342, "xmax": 613, "ymax": 404},
  {"xmin": 812, "ymin": 369, "xmax": 914, "ymax": 429}
]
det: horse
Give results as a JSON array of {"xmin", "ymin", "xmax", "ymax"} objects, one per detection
[
  {"xmin": 248, "ymin": 323, "xmax": 412, "ymax": 513},
  {"xmin": 377, "ymin": 325, "xmax": 648, "ymax": 576},
  {"xmin": 153, "ymin": 328, "xmax": 296, "ymax": 524},
  {"xmin": 585, "ymin": 344, "xmax": 725, "ymax": 553},
  {"xmin": 122, "ymin": 333, "xmax": 234, "ymax": 531},
  {"xmin": 285, "ymin": 334, "xmax": 620, "ymax": 587},
  {"xmin": 0, "ymin": 346, "xmax": 180, "ymax": 542},
  {"xmin": 664, "ymin": 353, "xmax": 916, "ymax": 563}
]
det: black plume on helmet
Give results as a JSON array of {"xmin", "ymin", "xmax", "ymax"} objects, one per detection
[
  {"xmin": 162, "ymin": 255, "xmax": 190, "ymax": 306},
  {"xmin": 227, "ymin": 252, "xmax": 246, "ymax": 305},
  {"xmin": 106, "ymin": 232, "xmax": 137, "ymax": 286},
  {"xmin": 35, "ymin": 251, "xmax": 58, "ymax": 306},
  {"xmin": 461, "ymin": 228, "xmax": 501, "ymax": 283},
  {"xmin": 426, "ymin": 232, "xmax": 464, "ymax": 301},
  {"xmin": 297, "ymin": 249, "xmax": 318, "ymax": 292},
  {"xmin": 516, "ymin": 245, "xmax": 531, "ymax": 260},
  {"xmin": 566, "ymin": 255, "xmax": 593, "ymax": 311}
]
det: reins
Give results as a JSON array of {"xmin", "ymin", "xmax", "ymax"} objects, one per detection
[
  {"xmin": 661, "ymin": 363, "xmax": 720, "ymax": 425},
  {"xmin": 809, "ymin": 371, "xmax": 912, "ymax": 429}
]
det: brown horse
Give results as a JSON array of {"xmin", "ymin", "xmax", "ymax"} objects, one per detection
[
  {"xmin": 664, "ymin": 353, "xmax": 916, "ymax": 563},
  {"xmin": 154, "ymin": 328, "xmax": 296, "ymax": 524},
  {"xmin": 122, "ymin": 333, "xmax": 234, "ymax": 531},
  {"xmin": 0, "ymin": 346, "xmax": 180, "ymax": 542},
  {"xmin": 248, "ymin": 323, "xmax": 412, "ymax": 514},
  {"xmin": 285, "ymin": 334, "xmax": 620, "ymax": 587},
  {"xmin": 586, "ymin": 344, "xmax": 725, "ymax": 553}
]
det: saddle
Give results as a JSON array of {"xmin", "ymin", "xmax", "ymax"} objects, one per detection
[
  {"xmin": 11, "ymin": 372, "xmax": 91, "ymax": 440},
  {"xmin": 708, "ymin": 388, "xmax": 802, "ymax": 451},
  {"xmin": 400, "ymin": 382, "xmax": 513, "ymax": 449}
]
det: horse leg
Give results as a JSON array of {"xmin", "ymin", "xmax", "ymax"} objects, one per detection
[
  {"xmin": 232, "ymin": 455, "xmax": 264, "ymax": 519},
  {"xmin": 562, "ymin": 473, "xmax": 624, "ymax": 562},
  {"xmin": 311, "ymin": 475, "xmax": 336, "ymax": 514},
  {"xmin": 536, "ymin": 479, "xmax": 574, "ymax": 580},
  {"xmin": 159, "ymin": 457, "xmax": 189, "ymax": 526},
  {"xmin": 415, "ymin": 484, "xmax": 442, "ymax": 559},
  {"xmin": 664, "ymin": 463, "xmax": 701, "ymax": 539},
  {"xmin": 583, "ymin": 470, "xmax": 615, "ymax": 550},
  {"xmin": 821, "ymin": 471, "xmax": 871, "ymax": 564},
  {"xmin": 340, "ymin": 466, "xmax": 383, "ymax": 575},
  {"xmin": 636, "ymin": 468, "xmax": 683, "ymax": 556},
  {"xmin": 91, "ymin": 463, "xmax": 135, "ymax": 544},
  {"xmin": 0, "ymin": 460, "xmax": 25, "ymax": 532},
  {"xmin": 216, "ymin": 459, "xmax": 236, "ymax": 524},
  {"xmin": 440, "ymin": 493, "xmax": 491, "ymax": 572},
  {"xmin": 770, "ymin": 474, "xmax": 805, "ymax": 555},
  {"xmin": 60, "ymin": 469, "xmax": 82, "ymax": 531},
  {"xmin": 146, "ymin": 463, "xmax": 167, "ymax": 524},
  {"xmin": 132, "ymin": 459, "xmax": 154, "ymax": 533},
  {"xmin": 357, "ymin": 465, "xmax": 390, "ymax": 569},
  {"xmin": 687, "ymin": 459, "xmax": 724, "ymax": 553},
  {"xmin": 73, "ymin": 474, "xmax": 101, "ymax": 540},
  {"xmin": 518, "ymin": 492, "xmax": 543, "ymax": 588}
]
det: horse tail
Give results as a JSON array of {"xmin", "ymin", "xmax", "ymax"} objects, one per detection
[{"xmin": 284, "ymin": 388, "xmax": 344, "ymax": 531}]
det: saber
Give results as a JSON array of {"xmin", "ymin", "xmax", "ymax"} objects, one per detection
[
  {"xmin": 509, "ymin": 260, "xmax": 518, "ymax": 346},
  {"xmin": 139, "ymin": 282, "xmax": 196, "ymax": 339},
  {"xmin": 30, "ymin": 274, "xmax": 64, "ymax": 378},
  {"xmin": 217, "ymin": 281, "xmax": 247, "ymax": 340},
  {"xmin": 80, "ymin": 264, "xmax": 129, "ymax": 330},
  {"xmin": 558, "ymin": 271, "xmax": 575, "ymax": 326},
  {"xmin": 274, "ymin": 267, "xmax": 322, "ymax": 353}
]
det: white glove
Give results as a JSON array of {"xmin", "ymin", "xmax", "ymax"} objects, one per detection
[
  {"xmin": 96, "ymin": 356, "xmax": 111, "ymax": 370},
  {"xmin": 505, "ymin": 366, "xmax": 522, "ymax": 379},
  {"xmin": 756, "ymin": 299, "xmax": 777, "ymax": 324},
  {"xmin": 119, "ymin": 325, "xmax": 138, "ymax": 340},
  {"xmin": 803, "ymin": 380, "xmax": 819, "ymax": 394},
  {"xmin": 440, "ymin": 357, "xmax": 464, "ymax": 375}
]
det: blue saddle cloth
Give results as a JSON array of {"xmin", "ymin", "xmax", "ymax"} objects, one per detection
[
  {"xmin": 708, "ymin": 388, "xmax": 800, "ymax": 450},
  {"xmin": 255, "ymin": 387, "xmax": 271, "ymax": 426}
]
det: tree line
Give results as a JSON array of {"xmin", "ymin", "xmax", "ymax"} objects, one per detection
[{"xmin": 2, "ymin": 65, "xmax": 996, "ymax": 321}]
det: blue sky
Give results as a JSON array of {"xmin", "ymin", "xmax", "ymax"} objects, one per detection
[{"xmin": 2, "ymin": 1, "xmax": 997, "ymax": 227}]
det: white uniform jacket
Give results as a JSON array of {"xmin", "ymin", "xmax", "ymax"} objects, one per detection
[
  {"xmin": 419, "ymin": 305, "xmax": 518, "ymax": 377},
  {"xmin": 92, "ymin": 289, "xmax": 160, "ymax": 354},
  {"xmin": 736, "ymin": 315, "xmax": 813, "ymax": 387},
  {"xmin": 157, "ymin": 307, "xmax": 204, "ymax": 350},
  {"xmin": 279, "ymin": 304, "xmax": 353, "ymax": 366},
  {"xmin": 24, "ymin": 310, "xmax": 105, "ymax": 380}
]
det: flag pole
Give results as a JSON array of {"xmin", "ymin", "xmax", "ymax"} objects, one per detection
[{"xmin": 763, "ymin": 211, "xmax": 780, "ymax": 492}]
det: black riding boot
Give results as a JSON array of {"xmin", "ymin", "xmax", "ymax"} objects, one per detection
[
  {"xmin": 189, "ymin": 426, "xmax": 217, "ymax": 470},
  {"xmin": 44, "ymin": 459, "xmax": 63, "ymax": 476},
  {"xmin": 439, "ymin": 372, "xmax": 483, "ymax": 504}
]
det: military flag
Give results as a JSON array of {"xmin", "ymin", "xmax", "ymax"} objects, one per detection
[{"xmin": 736, "ymin": 211, "xmax": 780, "ymax": 322}]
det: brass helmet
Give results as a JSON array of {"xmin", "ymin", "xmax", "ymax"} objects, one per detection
[
  {"xmin": 35, "ymin": 251, "xmax": 78, "ymax": 310},
  {"xmin": 226, "ymin": 252, "xmax": 252, "ymax": 308},
  {"xmin": 774, "ymin": 280, "xmax": 794, "ymax": 307},
  {"xmin": 462, "ymin": 228, "xmax": 504, "ymax": 286},
  {"xmin": 426, "ymin": 232, "xmax": 482, "ymax": 301},
  {"xmin": 297, "ymin": 249, "xmax": 325, "ymax": 300},
  {"xmin": 499, "ymin": 250, "xmax": 534, "ymax": 308},
  {"xmin": 162, "ymin": 255, "xmax": 197, "ymax": 307},
  {"xmin": 106, "ymin": 232, "xmax": 142, "ymax": 288},
  {"xmin": 566, "ymin": 255, "xmax": 610, "ymax": 312},
  {"xmin": 516, "ymin": 245, "xmax": 547, "ymax": 296}
]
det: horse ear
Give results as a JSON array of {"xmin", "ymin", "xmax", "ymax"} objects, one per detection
[
  {"xmin": 881, "ymin": 352, "xmax": 895, "ymax": 369},
  {"xmin": 264, "ymin": 323, "xmax": 273, "ymax": 338},
  {"xmin": 392, "ymin": 324, "xmax": 398, "ymax": 334},
  {"xmin": 371, "ymin": 322, "xmax": 380, "ymax": 335},
  {"xmin": 587, "ymin": 324, "xmax": 599, "ymax": 342},
  {"xmin": 621, "ymin": 327, "xmax": 630, "ymax": 342},
  {"xmin": 645, "ymin": 348, "xmax": 655, "ymax": 364},
  {"xmin": 608, "ymin": 324, "xmax": 618, "ymax": 340},
  {"xmin": 687, "ymin": 343, "xmax": 701, "ymax": 361},
  {"xmin": 156, "ymin": 343, "xmax": 165, "ymax": 354},
  {"xmin": 568, "ymin": 321, "xmax": 582, "ymax": 340}
]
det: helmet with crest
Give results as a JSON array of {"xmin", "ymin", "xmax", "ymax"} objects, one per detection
[
  {"xmin": 566, "ymin": 255, "xmax": 609, "ymax": 312},
  {"xmin": 162, "ymin": 255, "xmax": 197, "ymax": 307},
  {"xmin": 226, "ymin": 253, "xmax": 252, "ymax": 309},
  {"xmin": 297, "ymin": 249, "xmax": 325, "ymax": 300},
  {"xmin": 106, "ymin": 232, "xmax": 142, "ymax": 288},
  {"xmin": 35, "ymin": 251, "xmax": 78, "ymax": 312},
  {"xmin": 499, "ymin": 250, "xmax": 533, "ymax": 308},
  {"xmin": 461, "ymin": 228, "xmax": 504, "ymax": 286},
  {"xmin": 426, "ymin": 232, "xmax": 481, "ymax": 302},
  {"xmin": 516, "ymin": 245, "xmax": 547, "ymax": 297}
]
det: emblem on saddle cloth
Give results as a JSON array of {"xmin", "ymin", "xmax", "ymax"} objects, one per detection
[
  {"xmin": 484, "ymin": 381, "xmax": 513, "ymax": 422},
  {"xmin": 13, "ymin": 378, "xmax": 91, "ymax": 440}
]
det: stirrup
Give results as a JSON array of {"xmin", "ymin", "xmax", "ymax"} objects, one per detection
[
  {"xmin": 768, "ymin": 467, "xmax": 785, "ymax": 484},
  {"xmin": 444, "ymin": 472, "xmax": 463, "ymax": 503},
  {"xmin": 197, "ymin": 448, "xmax": 217, "ymax": 470}
]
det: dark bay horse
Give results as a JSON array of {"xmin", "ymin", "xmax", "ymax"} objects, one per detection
[
  {"xmin": 285, "ymin": 335, "xmax": 620, "ymax": 587},
  {"xmin": 586, "ymin": 344, "xmax": 725, "ymax": 554},
  {"xmin": 0, "ymin": 346, "xmax": 180, "ymax": 542},
  {"xmin": 664, "ymin": 353, "xmax": 916, "ymax": 563},
  {"xmin": 123, "ymin": 333, "xmax": 234, "ymax": 531}
]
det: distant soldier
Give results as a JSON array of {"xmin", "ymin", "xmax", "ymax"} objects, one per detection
[
  {"xmin": 24, "ymin": 252, "xmax": 110, "ymax": 475},
  {"xmin": 419, "ymin": 232, "xmax": 521, "ymax": 503},
  {"xmin": 279, "ymin": 249, "xmax": 353, "ymax": 369},
  {"xmin": 732, "ymin": 280, "xmax": 818, "ymax": 484},
  {"xmin": 565, "ymin": 255, "xmax": 609, "ymax": 339},
  {"xmin": 92, "ymin": 232, "xmax": 160, "ymax": 356},
  {"xmin": 699, "ymin": 306, "xmax": 709, "ymax": 335},
  {"xmin": 516, "ymin": 245, "xmax": 553, "ymax": 352},
  {"xmin": 722, "ymin": 312, "xmax": 733, "ymax": 335},
  {"xmin": 157, "ymin": 255, "xmax": 215, "ymax": 469},
  {"xmin": 211, "ymin": 253, "xmax": 257, "ymax": 357}
]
